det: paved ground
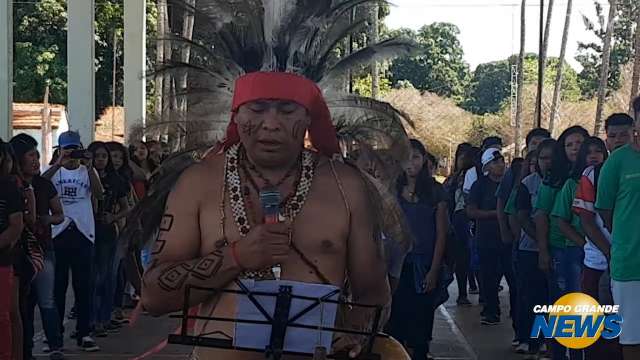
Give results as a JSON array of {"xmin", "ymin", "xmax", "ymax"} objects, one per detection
[{"xmin": 31, "ymin": 278, "xmax": 528, "ymax": 359}]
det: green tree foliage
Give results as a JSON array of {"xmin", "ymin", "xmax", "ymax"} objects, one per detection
[
  {"xmin": 463, "ymin": 54, "xmax": 580, "ymax": 115},
  {"xmin": 353, "ymin": 74, "xmax": 392, "ymax": 97},
  {"xmin": 13, "ymin": 0, "xmax": 157, "ymax": 117},
  {"xmin": 13, "ymin": 0, "xmax": 67, "ymax": 104},
  {"xmin": 387, "ymin": 23, "xmax": 471, "ymax": 102},
  {"xmin": 576, "ymin": 1, "xmax": 639, "ymax": 98}
]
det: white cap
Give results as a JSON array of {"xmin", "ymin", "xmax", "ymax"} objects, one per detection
[{"xmin": 481, "ymin": 148, "xmax": 503, "ymax": 175}]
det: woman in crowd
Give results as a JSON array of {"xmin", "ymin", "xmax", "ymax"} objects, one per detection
[
  {"xmin": 0, "ymin": 141, "xmax": 25, "ymax": 360},
  {"xmin": 10, "ymin": 134, "xmax": 65, "ymax": 360},
  {"xmin": 128, "ymin": 141, "xmax": 154, "ymax": 199},
  {"xmin": 535, "ymin": 126, "xmax": 588, "ymax": 360},
  {"xmin": 444, "ymin": 143, "xmax": 474, "ymax": 306},
  {"xmin": 515, "ymin": 139, "xmax": 555, "ymax": 358},
  {"xmin": 388, "ymin": 139, "xmax": 448, "ymax": 360},
  {"xmin": 87, "ymin": 142, "xmax": 130, "ymax": 337},
  {"xmin": 559, "ymin": 137, "xmax": 620, "ymax": 360},
  {"xmin": 105, "ymin": 141, "xmax": 137, "ymax": 321}
]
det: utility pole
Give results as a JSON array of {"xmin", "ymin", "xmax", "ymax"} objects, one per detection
[
  {"xmin": 112, "ymin": 31, "xmax": 117, "ymax": 141},
  {"xmin": 535, "ymin": 0, "xmax": 545, "ymax": 128}
]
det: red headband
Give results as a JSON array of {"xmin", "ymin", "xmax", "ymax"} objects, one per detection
[{"xmin": 219, "ymin": 72, "xmax": 340, "ymax": 157}]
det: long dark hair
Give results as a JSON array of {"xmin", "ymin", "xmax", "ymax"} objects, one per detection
[
  {"xmin": 88, "ymin": 141, "xmax": 115, "ymax": 174},
  {"xmin": 546, "ymin": 126, "xmax": 589, "ymax": 187},
  {"xmin": 396, "ymin": 139, "xmax": 437, "ymax": 204},
  {"xmin": 536, "ymin": 138, "xmax": 556, "ymax": 177},
  {"xmin": 452, "ymin": 142, "xmax": 473, "ymax": 175},
  {"xmin": 571, "ymin": 136, "xmax": 608, "ymax": 180},
  {"xmin": 106, "ymin": 141, "xmax": 133, "ymax": 182},
  {"xmin": 129, "ymin": 141, "xmax": 157, "ymax": 173},
  {"xmin": 0, "ymin": 141, "xmax": 20, "ymax": 177}
]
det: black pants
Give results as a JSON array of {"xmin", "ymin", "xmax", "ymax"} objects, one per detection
[
  {"xmin": 478, "ymin": 243, "xmax": 517, "ymax": 328},
  {"xmin": 388, "ymin": 262, "xmax": 437, "ymax": 359},
  {"xmin": 54, "ymin": 225, "xmax": 94, "ymax": 342},
  {"xmin": 452, "ymin": 211, "xmax": 471, "ymax": 298}
]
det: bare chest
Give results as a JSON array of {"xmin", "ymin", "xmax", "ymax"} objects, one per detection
[{"xmin": 198, "ymin": 174, "xmax": 350, "ymax": 285}]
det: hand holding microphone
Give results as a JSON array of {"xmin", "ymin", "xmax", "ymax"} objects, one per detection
[{"xmin": 231, "ymin": 188, "xmax": 290, "ymax": 274}]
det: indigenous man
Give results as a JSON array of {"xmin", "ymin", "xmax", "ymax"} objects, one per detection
[{"xmin": 141, "ymin": 72, "xmax": 391, "ymax": 359}]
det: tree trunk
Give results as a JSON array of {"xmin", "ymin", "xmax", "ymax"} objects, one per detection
[
  {"xmin": 595, "ymin": 0, "xmax": 618, "ymax": 136},
  {"xmin": 550, "ymin": 0, "xmax": 572, "ymax": 136},
  {"xmin": 155, "ymin": 0, "xmax": 166, "ymax": 130},
  {"xmin": 370, "ymin": 4, "xmax": 379, "ymax": 99},
  {"xmin": 161, "ymin": 0, "xmax": 173, "ymax": 142},
  {"xmin": 515, "ymin": 0, "xmax": 526, "ymax": 155},
  {"xmin": 630, "ymin": 7, "xmax": 640, "ymax": 112},
  {"xmin": 535, "ymin": 0, "xmax": 554, "ymax": 127},
  {"xmin": 180, "ymin": 0, "xmax": 196, "ymax": 148}
]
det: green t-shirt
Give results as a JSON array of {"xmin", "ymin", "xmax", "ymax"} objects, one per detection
[
  {"xmin": 551, "ymin": 178, "xmax": 583, "ymax": 245},
  {"xmin": 504, "ymin": 188, "xmax": 518, "ymax": 215},
  {"xmin": 534, "ymin": 183, "xmax": 569, "ymax": 248},
  {"xmin": 595, "ymin": 144, "xmax": 640, "ymax": 281}
]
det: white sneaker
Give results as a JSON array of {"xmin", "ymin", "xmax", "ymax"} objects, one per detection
[{"xmin": 515, "ymin": 343, "xmax": 529, "ymax": 354}]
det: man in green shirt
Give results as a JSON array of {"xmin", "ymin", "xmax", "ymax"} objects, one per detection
[{"xmin": 595, "ymin": 96, "xmax": 640, "ymax": 358}]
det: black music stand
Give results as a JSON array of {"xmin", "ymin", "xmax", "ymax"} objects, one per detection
[{"xmin": 167, "ymin": 281, "xmax": 386, "ymax": 360}]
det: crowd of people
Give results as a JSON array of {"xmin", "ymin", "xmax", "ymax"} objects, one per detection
[
  {"xmin": 0, "ymin": 131, "xmax": 168, "ymax": 360},
  {"xmin": 1, "ymin": 94, "xmax": 639, "ymax": 360}
]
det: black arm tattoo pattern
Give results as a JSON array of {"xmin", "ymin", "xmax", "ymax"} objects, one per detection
[
  {"xmin": 157, "ymin": 250, "xmax": 224, "ymax": 292},
  {"xmin": 152, "ymin": 214, "xmax": 174, "ymax": 255}
]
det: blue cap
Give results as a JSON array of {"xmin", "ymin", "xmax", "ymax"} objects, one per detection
[{"xmin": 58, "ymin": 131, "xmax": 82, "ymax": 149}]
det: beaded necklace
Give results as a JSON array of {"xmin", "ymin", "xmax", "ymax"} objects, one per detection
[{"xmin": 224, "ymin": 143, "xmax": 315, "ymax": 279}]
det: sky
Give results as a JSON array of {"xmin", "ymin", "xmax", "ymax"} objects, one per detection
[{"xmin": 386, "ymin": 0, "xmax": 610, "ymax": 71}]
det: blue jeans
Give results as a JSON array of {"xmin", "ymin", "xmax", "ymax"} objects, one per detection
[
  {"xmin": 26, "ymin": 250, "xmax": 64, "ymax": 353},
  {"xmin": 549, "ymin": 246, "xmax": 584, "ymax": 360}
]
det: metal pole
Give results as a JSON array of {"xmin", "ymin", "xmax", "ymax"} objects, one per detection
[{"xmin": 536, "ymin": 0, "xmax": 545, "ymax": 128}]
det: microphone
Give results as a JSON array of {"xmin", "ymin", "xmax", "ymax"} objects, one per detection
[{"xmin": 259, "ymin": 188, "xmax": 283, "ymax": 280}]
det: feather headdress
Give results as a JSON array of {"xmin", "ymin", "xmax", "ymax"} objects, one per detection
[{"xmin": 126, "ymin": 0, "xmax": 416, "ymax": 254}]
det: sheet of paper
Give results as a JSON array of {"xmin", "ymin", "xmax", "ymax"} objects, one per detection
[{"xmin": 234, "ymin": 280, "xmax": 340, "ymax": 354}]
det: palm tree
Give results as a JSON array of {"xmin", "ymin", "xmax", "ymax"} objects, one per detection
[
  {"xmin": 515, "ymin": 0, "xmax": 526, "ymax": 153},
  {"xmin": 630, "ymin": 7, "xmax": 640, "ymax": 112},
  {"xmin": 370, "ymin": 3, "xmax": 380, "ymax": 99},
  {"xmin": 535, "ymin": 0, "xmax": 554, "ymax": 127},
  {"xmin": 550, "ymin": 0, "xmax": 572, "ymax": 136},
  {"xmin": 595, "ymin": 0, "xmax": 618, "ymax": 136}
]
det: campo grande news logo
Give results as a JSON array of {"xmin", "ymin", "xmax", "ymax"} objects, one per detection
[{"xmin": 530, "ymin": 292, "xmax": 622, "ymax": 349}]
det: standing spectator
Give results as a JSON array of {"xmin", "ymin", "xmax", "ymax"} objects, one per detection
[
  {"xmin": 388, "ymin": 139, "xmax": 448, "ymax": 360},
  {"xmin": 10, "ymin": 134, "xmax": 65, "ymax": 360},
  {"xmin": 466, "ymin": 148, "xmax": 507, "ymax": 326},
  {"xmin": 444, "ymin": 143, "xmax": 474, "ymax": 306},
  {"xmin": 42, "ymin": 131, "xmax": 103, "ymax": 352},
  {"xmin": 105, "ymin": 141, "xmax": 137, "ymax": 321},
  {"xmin": 572, "ymin": 119, "xmax": 631, "ymax": 360},
  {"xmin": 516, "ymin": 139, "xmax": 556, "ymax": 357},
  {"xmin": 87, "ymin": 142, "xmax": 130, "ymax": 337},
  {"xmin": 145, "ymin": 140, "xmax": 163, "ymax": 168},
  {"xmin": 0, "ymin": 141, "xmax": 25, "ymax": 360},
  {"xmin": 462, "ymin": 136, "xmax": 502, "ymax": 194},
  {"xmin": 595, "ymin": 99, "xmax": 640, "ymax": 360},
  {"xmin": 128, "ymin": 141, "xmax": 154, "ymax": 200},
  {"xmin": 534, "ymin": 125, "xmax": 588, "ymax": 360}
]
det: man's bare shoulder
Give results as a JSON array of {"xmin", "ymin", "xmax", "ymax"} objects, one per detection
[
  {"xmin": 171, "ymin": 153, "xmax": 224, "ymax": 197},
  {"xmin": 315, "ymin": 156, "xmax": 369, "ymax": 204}
]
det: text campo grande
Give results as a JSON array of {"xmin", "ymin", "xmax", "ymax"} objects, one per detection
[{"xmin": 533, "ymin": 305, "xmax": 620, "ymax": 314}]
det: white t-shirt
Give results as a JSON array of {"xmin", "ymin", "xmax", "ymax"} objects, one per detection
[
  {"xmin": 51, "ymin": 165, "xmax": 96, "ymax": 242},
  {"xmin": 462, "ymin": 167, "xmax": 478, "ymax": 194}
]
